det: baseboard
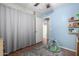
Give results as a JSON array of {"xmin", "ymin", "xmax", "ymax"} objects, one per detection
[
  {"xmin": 59, "ymin": 46, "xmax": 76, "ymax": 52},
  {"xmin": 8, "ymin": 41, "xmax": 42, "ymax": 55}
]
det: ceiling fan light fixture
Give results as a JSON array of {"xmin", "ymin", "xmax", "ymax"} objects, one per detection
[
  {"xmin": 34, "ymin": 3, "xmax": 40, "ymax": 6},
  {"xmin": 46, "ymin": 4, "xmax": 50, "ymax": 8}
]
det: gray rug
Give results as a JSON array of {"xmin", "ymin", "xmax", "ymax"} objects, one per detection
[{"xmin": 21, "ymin": 45, "xmax": 63, "ymax": 56}]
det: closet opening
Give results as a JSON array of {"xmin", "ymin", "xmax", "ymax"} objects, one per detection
[{"xmin": 43, "ymin": 17, "xmax": 50, "ymax": 46}]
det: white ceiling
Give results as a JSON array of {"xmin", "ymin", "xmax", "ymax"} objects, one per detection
[
  {"xmin": 16, "ymin": 3, "xmax": 64, "ymax": 16},
  {"xmin": 3, "ymin": 3, "xmax": 63, "ymax": 17},
  {"xmin": 17, "ymin": 3, "xmax": 53, "ymax": 13}
]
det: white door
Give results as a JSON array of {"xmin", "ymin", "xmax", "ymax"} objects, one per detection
[{"xmin": 36, "ymin": 17, "xmax": 43, "ymax": 43}]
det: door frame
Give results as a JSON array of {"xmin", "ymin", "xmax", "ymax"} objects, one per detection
[{"xmin": 43, "ymin": 17, "xmax": 50, "ymax": 45}]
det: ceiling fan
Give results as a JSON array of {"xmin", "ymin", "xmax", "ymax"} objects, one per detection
[
  {"xmin": 34, "ymin": 3, "xmax": 40, "ymax": 6},
  {"xmin": 46, "ymin": 4, "xmax": 51, "ymax": 8},
  {"xmin": 34, "ymin": 3, "xmax": 51, "ymax": 8}
]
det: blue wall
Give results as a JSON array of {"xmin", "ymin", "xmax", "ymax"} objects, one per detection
[{"xmin": 49, "ymin": 4, "xmax": 79, "ymax": 50}]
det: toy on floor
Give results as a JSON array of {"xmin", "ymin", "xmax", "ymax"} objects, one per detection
[{"xmin": 47, "ymin": 40, "xmax": 61, "ymax": 53}]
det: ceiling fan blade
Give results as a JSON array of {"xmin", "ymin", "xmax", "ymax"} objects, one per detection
[
  {"xmin": 34, "ymin": 3, "xmax": 40, "ymax": 6},
  {"xmin": 46, "ymin": 4, "xmax": 50, "ymax": 8}
]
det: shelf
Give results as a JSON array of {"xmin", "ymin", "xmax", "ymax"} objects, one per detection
[
  {"xmin": 68, "ymin": 20, "xmax": 79, "ymax": 22},
  {"xmin": 68, "ymin": 17, "xmax": 79, "ymax": 56},
  {"xmin": 68, "ymin": 32, "xmax": 79, "ymax": 34},
  {"xmin": 68, "ymin": 27, "xmax": 79, "ymax": 28}
]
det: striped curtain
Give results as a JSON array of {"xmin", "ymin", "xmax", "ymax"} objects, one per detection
[{"xmin": 0, "ymin": 4, "xmax": 36, "ymax": 54}]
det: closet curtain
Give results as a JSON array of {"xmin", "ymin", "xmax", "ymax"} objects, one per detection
[{"xmin": 0, "ymin": 4, "xmax": 36, "ymax": 54}]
